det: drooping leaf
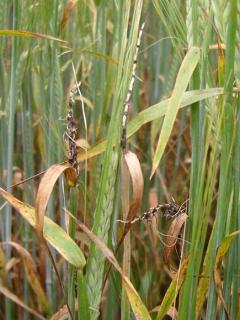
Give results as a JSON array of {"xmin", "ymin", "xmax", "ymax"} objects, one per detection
[
  {"xmin": 120, "ymin": 151, "xmax": 144, "ymax": 318},
  {"xmin": 121, "ymin": 151, "xmax": 144, "ymax": 239},
  {"xmin": 66, "ymin": 210, "xmax": 152, "ymax": 320},
  {"xmin": 0, "ymin": 29, "xmax": 66, "ymax": 42},
  {"xmin": 35, "ymin": 163, "xmax": 72, "ymax": 235},
  {"xmin": 163, "ymin": 213, "xmax": 188, "ymax": 267},
  {"xmin": 0, "ymin": 188, "xmax": 85, "ymax": 269}
]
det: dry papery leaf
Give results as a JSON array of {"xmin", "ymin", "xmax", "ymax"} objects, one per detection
[
  {"xmin": 51, "ymin": 302, "xmax": 78, "ymax": 320},
  {"xmin": 152, "ymin": 305, "xmax": 178, "ymax": 320},
  {"xmin": 102, "ymin": 151, "xmax": 144, "ymax": 288},
  {"xmin": 0, "ymin": 247, "xmax": 7, "ymax": 284},
  {"xmin": 163, "ymin": 212, "xmax": 188, "ymax": 268},
  {"xmin": 121, "ymin": 151, "xmax": 144, "ymax": 239},
  {"xmin": 59, "ymin": 0, "xmax": 78, "ymax": 31},
  {"xmin": 148, "ymin": 188, "xmax": 160, "ymax": 264},
  {"xmin": 5, "ymin": 257, "xmax": 20, "ymax": 271},
  {"xmin": 35, "ymin": 163, "xmax": 72, "ymax": 236}
]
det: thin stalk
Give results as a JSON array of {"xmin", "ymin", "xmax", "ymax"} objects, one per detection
[
  {"xmin": 21, "ymin": 83, "xmax": 35, "ymax": 320},
  {"xmin": 4, "ymin": 1, "xmax": 19, "ymax": 318},
  {"xmin": 45, "ymin": 0, "xmax": 59, "ymax": 307},
  {"xmin": 120, "ymin": 159, "xmax": 130, "ymax": 320},
  {"xmin": 77, "ymin": 271, "xmax": 90, "ymax": 320},
  {"xmin": 229, "ymin": 96, "xmax": 240, "ymax": 319},
  {"xmin": 68, "ymin": 188, "xmax": 78, "ymax": 320},
  {"xmin": 206, "ymin": 0, "xmax": 237, "ymax": 318},
  {"xmin": 179, "ymin": 0, "xmax": 203, "ymax": 317}
]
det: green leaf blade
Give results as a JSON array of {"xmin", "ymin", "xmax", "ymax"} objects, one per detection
[{"xmin": 150, "ymin": 47, "xmax": 200, "ymax": 178}]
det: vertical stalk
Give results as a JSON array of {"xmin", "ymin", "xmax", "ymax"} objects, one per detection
[
  {"xmin": 121, "ymin": 160, "xmax": 130, "ymax": 320},
  {"xmin": 179, "ymin": 1, "xmax": 203, "ymax": 318},
  {"xmin": 46, "ymin": 0, "xmax": 59, "ymax": 306},
  {"xmin": 229, "ymin": 96, "xmax": 240, "ymax": 319},
  {"xmin": 68, "ymin": 188, "xmax": 78, "ymax": 319},
  {"xmin": 4, "ymin": 1, "xmax": 18, "ymax": 318},
  {"xmin": 206, "ymin": 0, "xmax": 237, "ymax": 318},
  {"xmin": 21, "ymin": 83, "xmax": 35, "ymax": 320}
]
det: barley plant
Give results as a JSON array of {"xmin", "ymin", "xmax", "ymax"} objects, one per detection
[{"xmin": 0, "ymin": 1, "xmax": 239, "ymax": 319}]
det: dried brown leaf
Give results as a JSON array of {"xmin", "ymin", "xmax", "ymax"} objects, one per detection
[
  {"xmin": 152, "ymin": 305, "xmax": 178, "ymax": 320},
  {"xmin": 59, "ymin": 0, "xmax": 78, "ymax": 31},
  {"xmin": 64, "ymin": 167, "xmax": 78, "ymax": 187},
  {"xmin": 51, "ymin": 302, "xmax": 78, "ymax": 320},
  {"xmin": 122, "ymin": 151, "xmax": 144, "ymax": 236},
  {"xmin": 163, "ymin": 212, "xmax": 188, "ymax": 267},
  {"xmin": 6, "ymin": 257, "xmax": 20, "ymax": 271},
  {"xmin": 35, "ymin": 163, "xmax": 71, "ymax": 236},
  {"xmin": 0, "ymin": 247, "xmax": 7, "ymax": 284}
]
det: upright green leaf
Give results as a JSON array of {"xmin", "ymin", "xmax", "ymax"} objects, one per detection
[{"xmin": 150, "ymin": 47, "xmax": 200, "ymax": 178}]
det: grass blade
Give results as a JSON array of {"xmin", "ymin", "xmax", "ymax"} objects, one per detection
[
  {"xmin": 150, "ymin": 47, "xmax": 200, "ymax": 178},
  {"xmin": 77, "ymin": 88, "xmax": 226, "ymax": 163},
  {"xmin": 0, "ymin": 29, "xmax": 66, "ymax": 42}
]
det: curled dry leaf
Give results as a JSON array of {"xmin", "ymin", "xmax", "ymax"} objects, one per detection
[
  {"xmin": 122, "ymin": 151, "xmax": 144, "ymax": 238},
  {"xmin": 12, "ymin": 169, "xmax": 24, "ymax": 190},
  {"xmin": 148, "ymin": 188, "xmax": 159, "ymax": 247},
  {"xmin": 35, "ymin": 163, "xmax": 71, "ymax": 236},
  {"xmin": 166, "ymin": 306, "xmax": 178, "ymax": 320},
  {"xmin": 1, "ymin": 241, "xmax": 51, "ymax": 315},
  {"xmin": 163, "ymin": 212, "xmax": 188, "ymax": 267},
  {"xmin": 64, "ymin": 167, "xmax": 78, "ymax": 187},
  {"xmin": 108, "ymin": 150, "xmax": 144, "ymax": 288},
  {"xmin": 152, "ymin": 305, "xmax": 178, "ymax": 320},
  {"xmin": 51, "ymin": 302, "xmax": 78, "ymax": 320},
  {"xmin": 0, "ymin": 284, "xmax": 46, "ymax": 320},
  {"xmin": 6, "ymin": 257, "xmax": 20, "ymax": 271}
]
